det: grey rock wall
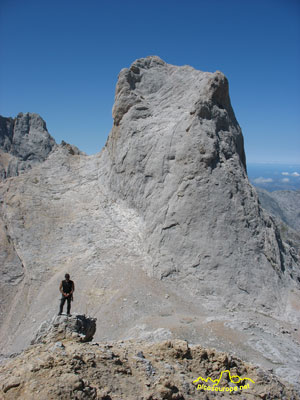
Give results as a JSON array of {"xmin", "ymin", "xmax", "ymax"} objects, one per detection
[
  {"xmin": 101, "ymin": 56, "xmax": 299, "ymax": 311},
  {"xmin": 0, "ymin": 113, "xmax": 57, "ymax": 179}
]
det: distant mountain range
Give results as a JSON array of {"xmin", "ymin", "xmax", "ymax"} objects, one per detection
[
  {"xmin": 248, "ymin": 163, "xmax": 300, "ymax": 191},
  {"xmin": 256, "ymin": 188, "xmax": 300, "ymax": 233}
]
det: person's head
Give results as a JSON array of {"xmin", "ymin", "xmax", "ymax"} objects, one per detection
[{"xmin": 65, "ymin": 273, "xmax": 70, "ymax": 281}]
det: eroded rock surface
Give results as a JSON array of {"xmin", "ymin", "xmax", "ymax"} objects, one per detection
[
  {"xmin": 101, "ymin": 56, "xmax": 300, "ymax": 311},
  {"xmin": 31, "ymin": 314, "xmax": 97, "ymax": 344},
  {"xmin": 0, "ymin": 112, "xmax": 57, "ymax": 179},
  {"xmin": 0, "ymin": 317, "xmax": 298, "ymax": 399},
  {"xmin": 0, "ymin": 57, "xmax": 299, "ymax": 390}
]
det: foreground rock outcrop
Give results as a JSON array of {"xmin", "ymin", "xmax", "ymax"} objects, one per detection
[
  {"xmin": 1, "ymin": 316, "xmax": 299, "ymax": 399},
  {"xmin": 0, "ymin": 57, "xmax": 300, "ymax": 389},
  {"xmin": 31, "ymin": 314, "xmax": 97, "ymax": 344}
]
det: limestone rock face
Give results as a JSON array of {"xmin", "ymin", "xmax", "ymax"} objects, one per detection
[
  {"xmin": 0, "ymin": 112, "xmax": 57, "ymax": 179},
  {"xmin": 102, "ymin": 56, "xmax": 299, "ymax": 310},
  {"xmin": 0, "ymin": 57, "xmax": 300, "ymax": 388}
]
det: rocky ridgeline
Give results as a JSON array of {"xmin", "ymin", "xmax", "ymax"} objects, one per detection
[
  {"xmin": 257, "ymin": 188, "xmax": 300, "ymax": 234},
  {"xmin": 0, "ymin": 113, "xmax": 83, "ymax": 179},
  {"xmin": 256, "ymin": 188, "xmax": 300, "ymax": 258},
  {"xmin": 0, "ymin": 316, "xmax": 298, "ymax": 400},
  {"xmin": 0, "ymin": 113, "xmax": 56, "ymax": 179}
]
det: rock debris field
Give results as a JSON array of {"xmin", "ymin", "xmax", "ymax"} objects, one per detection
[{"xmin": 0, "ymin": 315, "xmax": 299, "ymax": 400}]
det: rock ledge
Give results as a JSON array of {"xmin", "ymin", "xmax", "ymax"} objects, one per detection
[{"xmin": 31, "ymin": 314, "xmax": 97, "ymax": 344}]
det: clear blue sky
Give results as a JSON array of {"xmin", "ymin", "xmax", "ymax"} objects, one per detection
[{"xmin": 1, "ymin": 0, "xmax": 299, "ymax": 163}]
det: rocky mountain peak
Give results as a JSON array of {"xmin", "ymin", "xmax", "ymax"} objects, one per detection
[
  {"xmin": 0, "ymin": 112, "xmax": 57, "ymax": 179},
  {"xmin": 15, "ymin": 111, "xmax": 47, "ymax": 131},
  {"xmin": 103, "ymin": 56, "xmax": 296, "ymax": 304},
  {"xmin": 110, "ymin": 56, "xmax": 246, "ymax": 173},
  {"xmin": 0, "ymin": 57, "xmax": 300, "ymax": 390}
]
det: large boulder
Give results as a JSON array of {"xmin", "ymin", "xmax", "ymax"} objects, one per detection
[{"xmin": 31, "ymin": 314, "xmax": 97, "ymax": 344}]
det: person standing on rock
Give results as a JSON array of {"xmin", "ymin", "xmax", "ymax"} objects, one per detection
[{"xmin": 58, "ymin": 273, "xmax": 75, "ymax": 316}]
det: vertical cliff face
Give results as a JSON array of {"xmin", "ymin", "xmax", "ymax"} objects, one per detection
[
  {"xmin": 0, "ymin": 112, "xmax": 57, "ymax": 179},
  {"xmin": 102, "ymin": 56, "xmax": 299, "ymax": 311}
]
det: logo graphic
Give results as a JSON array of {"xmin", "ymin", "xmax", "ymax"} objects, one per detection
[{"xmin": 193, "ymin": 370, "xmax": 255, "ymax": 393}]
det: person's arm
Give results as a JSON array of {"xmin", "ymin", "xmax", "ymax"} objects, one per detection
[{"xmin": 71, "ymin": 281, "xmax": 75, "ymax": 294}]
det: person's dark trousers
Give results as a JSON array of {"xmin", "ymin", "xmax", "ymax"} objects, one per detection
[{"xmin": 59, "ymin": 296, "xmax": 72, "ymax": 314}]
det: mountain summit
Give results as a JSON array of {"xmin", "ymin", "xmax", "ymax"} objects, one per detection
[
  {"xmin": 0, "ymin": 112, "xmax": 57, "ymax": 179},
  {"xmin": 102, "ymin": 56, "xmax": 299, "ymax": 308},
  {"xmin": 0, "ymin": 56, "xmax": 299, "ymax": 388}
]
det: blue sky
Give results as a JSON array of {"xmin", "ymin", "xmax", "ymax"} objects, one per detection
[{"xmin": 1, "ymin": 0, "xmax": 299, "ymax": 163}]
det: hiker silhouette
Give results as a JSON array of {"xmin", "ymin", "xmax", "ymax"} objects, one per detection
[{"xmin": 58, "ymin": 273, "xmax": 75, "ymax": 316}]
